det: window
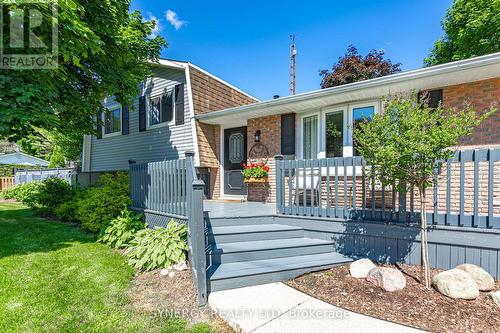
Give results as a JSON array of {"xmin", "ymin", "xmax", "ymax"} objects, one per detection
[
  {"xmin": 103, "ymin": 107, "xmax": 121, "ymax": 136},
  {"xmin": 146, "ymin": 84, "xmax": 184, "ymax": 128},
  {"xmin": 352, "ymin": 106, "xmax": 375, "ymax": 156},
  {"xmin": 302, "ymin": 115, "xmax": 318, "ymax": 159},
  {"xmin": 325, "ymin": 111, "xmax": 343, "ymax": 157},
  {"xmin": 418, "ymin": 89, "xmax": 443, "ymax": 109}
]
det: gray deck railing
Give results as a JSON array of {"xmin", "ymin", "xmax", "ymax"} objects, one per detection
[
  {"xmin": 275, "ymin": 148, "xmax": 500, "ymax": 229},
  {"xmin": 129, "ymin": 153, "xmax": 207, "ymax": 305}
]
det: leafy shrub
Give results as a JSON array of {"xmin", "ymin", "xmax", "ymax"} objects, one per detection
[
  {"xmin": 126, "ymin": 221, "xmax": 188, "ymax": 271},
  {"xmin": 1, "ymin": 187, "xmax": 16, "ymax": 199},
  {"xmin": 75, "ymin": 172, "xmax": 131, "ymax": 233},
  {"xmin": 6, "ymin": 178, "xmax": 73, "ymax": 214},
  {"xmin": 98, "ymin": 210, "xmax": 146, "ymax": 249},
  {"xmin": 54, "ymin": 189, "xmax": 84, "ymax": 222}
]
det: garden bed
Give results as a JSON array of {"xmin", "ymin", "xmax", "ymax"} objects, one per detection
[
  {"xmin": 130, "ymin": 269, "xmax": 234, "ymax": 333},
  {"xmin": 286, "ymin": 263, "xmax": 500, "ymax": 333}
]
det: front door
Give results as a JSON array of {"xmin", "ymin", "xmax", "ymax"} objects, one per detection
[{"xmin": 224, "ymin": 127, "xmax": 247, "ymax": 196}]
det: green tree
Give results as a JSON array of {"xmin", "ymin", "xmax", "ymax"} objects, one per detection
[
  {"xmin": 354, "ymin": 93, "xmax": 491, "ymax": 287},
  {"xmin": 425, "ymin": 0, "xmax": 500, "ymax": 66},
  {"xmin": 0, "ymin": 0, "xmax": 166, "ymax": 153},
  {"xmin": 320, "ymin": 45, "xmax": 401, "ymax": 89}
]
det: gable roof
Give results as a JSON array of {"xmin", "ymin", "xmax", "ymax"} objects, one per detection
[
  {"xmin": 197, "ymin": 52, "xmax": 500, "ymax": 127},
  {"xmin": 0, "ymin": 152, "xmax": 49, "ymax": 166},
  {"xmin": 152, "ymin": 58, "xmax": 259, "ymax": 102}
]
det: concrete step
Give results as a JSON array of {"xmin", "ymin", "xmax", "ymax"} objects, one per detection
[
  {"xmin": 207, "ymin": 224, "xmax": 304, "ymax": 243},
  {"xmin": 207, "ymin": 252, "xmax": 352, "ymax": 292},
  {"xmin": 206, "ymin": 237, "xmax": 336, "ymax": 264}
]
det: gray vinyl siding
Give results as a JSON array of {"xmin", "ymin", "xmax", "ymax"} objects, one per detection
[{"xmin": 89, "ymin": 66, "xmax": 194, "ymax": 172}]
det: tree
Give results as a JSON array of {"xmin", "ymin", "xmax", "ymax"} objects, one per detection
[
  {"xmin": 353, "ymin": 93, "xmax": 490, "ymax": 288},
  {"xmin": 425, "ymin": 0, "xmax": 500, "ymax": 66},
  {"xmin": 320, "ymin": 46, "xmax": 401, "ymax": 89},
  {"xmin": 0, "ymin": 1, "xmax": 166, "ymax": 159}
]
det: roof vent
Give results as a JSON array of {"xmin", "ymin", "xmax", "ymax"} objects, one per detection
[{"xmin": 273, "ymin": 95, "xmax": 280, "ymax": 99}]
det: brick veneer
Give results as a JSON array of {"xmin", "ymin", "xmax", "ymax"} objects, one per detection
[
  {"xmin": 443, "ymin": 78, "xmax": 500, "ymax": 146},
  {"xmin": 246, "ymin": 115, "xmax": 282, "ymax": 203}
]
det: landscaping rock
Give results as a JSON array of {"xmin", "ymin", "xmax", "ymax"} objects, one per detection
[
  {"xmin": 455, "ymin": 264, "xmax": 495, "ymax": 291},
  {"xmin": 488, "ymin": 291, "xmax": 500, "ymax": 308},
  {"xmin": 432, "ymin": 269, "xmax": 479, "ymax": 300},
  {"xmin": 160, "ymin": 268, "xmax": 170, "ymax": 276},
  {"xmin": 349, "ymin": 258, "xmax": 376, "ymax": 278},
  {"xmin": 173, "ymin": 261, "xmax": 188, "ymax": 271},
  {"xmin": 366, "ymin": 267, "xmax": 406, "ymax": 292},
  {"xmin": 168, "ymin": 271, "xmax": 175, "ymax": 278}
]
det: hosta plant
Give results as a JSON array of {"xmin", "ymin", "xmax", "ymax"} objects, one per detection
[
  {"xmin": 126, "ymin": 220, "xmax": 188, "ymax": 271},
  {"xmin": 98, "ymin": 209, "xmax": 146, "ymax": 249}
]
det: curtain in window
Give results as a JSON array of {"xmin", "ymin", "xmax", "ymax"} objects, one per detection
[{"xmin": 303, "ymin": 115, "xmax": 318, "ymax": 159}]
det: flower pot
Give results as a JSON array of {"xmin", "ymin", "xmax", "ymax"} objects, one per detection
[{"xmin": 244, "ymin": 177, "xmax": 268, "ymax": 183}]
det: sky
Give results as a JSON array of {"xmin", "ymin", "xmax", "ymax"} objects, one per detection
[{"xmin": 131, "ymin": 0, "xmax": 453, "ymax": 101}]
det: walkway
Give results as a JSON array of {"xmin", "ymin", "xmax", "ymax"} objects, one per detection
[{"xmin": 209, "ymin": 282, "xmax": 425, "ymax": 333}]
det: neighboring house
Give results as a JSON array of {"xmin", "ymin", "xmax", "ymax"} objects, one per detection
[
  {"xmin": 197, "ymin": 53, "xmax": 500, "ymax": 202},
  {"xmin": 81, "ymin": 59, "xmax": 258, "ymax": 194},
  {"xmin": 0, "ymin": 152, "xmax": 49, "ymax": 166}
]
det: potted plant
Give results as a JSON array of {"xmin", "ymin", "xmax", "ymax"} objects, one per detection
[{"xmin": 242, "ymin": 162, "xmax": 269, "ymax": 183}]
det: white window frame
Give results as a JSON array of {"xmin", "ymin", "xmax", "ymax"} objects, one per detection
[
  {"xmin": 349, "ymin": 101, "xmax": 380, "ymax": 157},
  {"xmin": 102, "ymin": 105, "xmax": 122, "ymax": 138},
  {"xmin": 297, "ymin": 100, "xmax": 380, "ymax": 160},
  {"xmin": 321, "ymin": 106, "xmax": 348, "ymax": 158},
  {"xmin": 298, "ymin": 111, "xmax": 321, "ymax": 160},
  {"xmin": 146, "ymin": 91, "xmax": 172, "ymax": 130}
]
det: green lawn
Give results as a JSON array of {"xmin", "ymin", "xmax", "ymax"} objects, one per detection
[{"xmin": 0, "ymin": 202, "xmax": 213, "ymax": 333}]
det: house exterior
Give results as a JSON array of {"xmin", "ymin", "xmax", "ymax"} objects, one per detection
[
  {"xmin": 0, "ymin": 152, "xmax": 49, "ymax": 166},
  {"xmin": 81, "ymin": 59, "xmax": 258, "ymax": 192},
  {"xmin": 197, "ymin": 52, "xmax": 500, "ymax": 202}
]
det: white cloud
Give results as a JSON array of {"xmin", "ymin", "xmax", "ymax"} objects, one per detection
[
  {"xmin": 145, "ymin": 13, "xmax": 162, "ymax": 38},
  {"xmin": 165, "ymin": 10, "xmax": 187, "ymax": 30}
]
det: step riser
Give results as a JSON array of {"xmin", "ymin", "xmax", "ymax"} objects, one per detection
[
  {"xmin": 207, "ymin": 244, "xmax": 335, "ymax": 265},
  {"xmin": 208, "ymin": 262, "xmax": 346, "ymax": 292},
  {"xmin": 205, "ymin": 216, "xmax": 275, "ymax": 227},
  {"xmin": 206, "ymin": 229, "xmax": 304, "ymax": 243}
]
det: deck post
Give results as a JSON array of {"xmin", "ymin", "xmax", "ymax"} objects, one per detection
[
  {"xmin": 275, "ymin": 155, "xmax": 284, "ymax": 214},
  {"xmin": 190, "ymin": 178, "xmax": 207, "ymax": 306}
]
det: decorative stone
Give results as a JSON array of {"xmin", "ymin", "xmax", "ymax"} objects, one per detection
[
  {"xmin": 349, "ymin": 259, "xmax": 376, "ymax": 278},
  {"xmin": 488, "ymin": 291, "xmax": 500, "ymax": 307},
  {"xmin": 173, "ymin": 261, "xmax": 188, "ymax": 271},
  {"xmin": 455, "ymin": 264, "xmax": 495, "ymax": 291},
  {"xmin": 160, "ymin": 268, "xmax": 170, "ymax": 276},
  {"xmin": 432, "ymin": 269, "xmax": 479, "ymax": 300},
  {"xmin": 366, "ymin": 267, "xmax": 406, "ymax": 292},
  {"xmin": 168, "ymin": 271, "xmax": 175, "ymax": 278}
]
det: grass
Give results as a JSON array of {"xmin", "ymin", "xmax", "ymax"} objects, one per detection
[{"xmin": 0, "ymin": 202, "xmax": 214, "ymax": 333}]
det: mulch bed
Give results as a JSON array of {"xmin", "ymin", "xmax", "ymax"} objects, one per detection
[
  {"xmin": 130, "ymin": 268, "xmax": 234, "ymax": 333},
  {"xmin": 285, "ymin": 263, "xmax": 500, "ymax": 333}
]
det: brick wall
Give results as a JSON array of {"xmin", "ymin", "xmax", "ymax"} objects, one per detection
[
  {"xmin": 247, "ymin": 115, "xmax": 282, "ymax": 203},
  {"xmin": 443, "ymin": 78, "xmax": 500, "ymax": 146}
]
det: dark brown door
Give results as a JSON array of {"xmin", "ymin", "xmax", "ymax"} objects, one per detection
[{"xmin": 224, "ymin": 127, "xmax": 247, "ymax": 196}]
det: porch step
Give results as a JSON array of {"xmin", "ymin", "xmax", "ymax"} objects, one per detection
[
  {"xmin": 207, "ymin": 237, "xmax": 336, "ymax": 264},
  {"xmin": 207, "ymin": 252, "xmax": 352, "ymax": 292},
  {"xmin": 207, "ymin": 224, "xmax": 304, "ymax": 243},
  {"xmin": 205, "ymin": 215, "xmax": 275, "ymax": 227}
]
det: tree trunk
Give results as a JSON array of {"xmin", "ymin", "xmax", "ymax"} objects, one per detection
[{"xmin": 419, "ymin": 187, "xmax": 431, "ymax": 288}]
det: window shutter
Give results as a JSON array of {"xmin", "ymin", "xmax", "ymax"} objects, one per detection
[
  {"xmin": 175, "ymin": 84, "xmax": 185, "ymax": 125},
  {"xmin": 96, "ymin": 111, "xmax": 102, "ymax": 139},
  {"xmin": 121, "ymin": 105, "xmax": 129, "ymax": 135},
  {"xmin": 139, "ymin": 96, "xmax": 146, "ymax": 132},
  {"xmin": 161, "ymin": 91, "xmax": 173, "ymax": 122},
  {"xmin": 281, "ymin": 113, "xmax": 295, "ymax": 155}
]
